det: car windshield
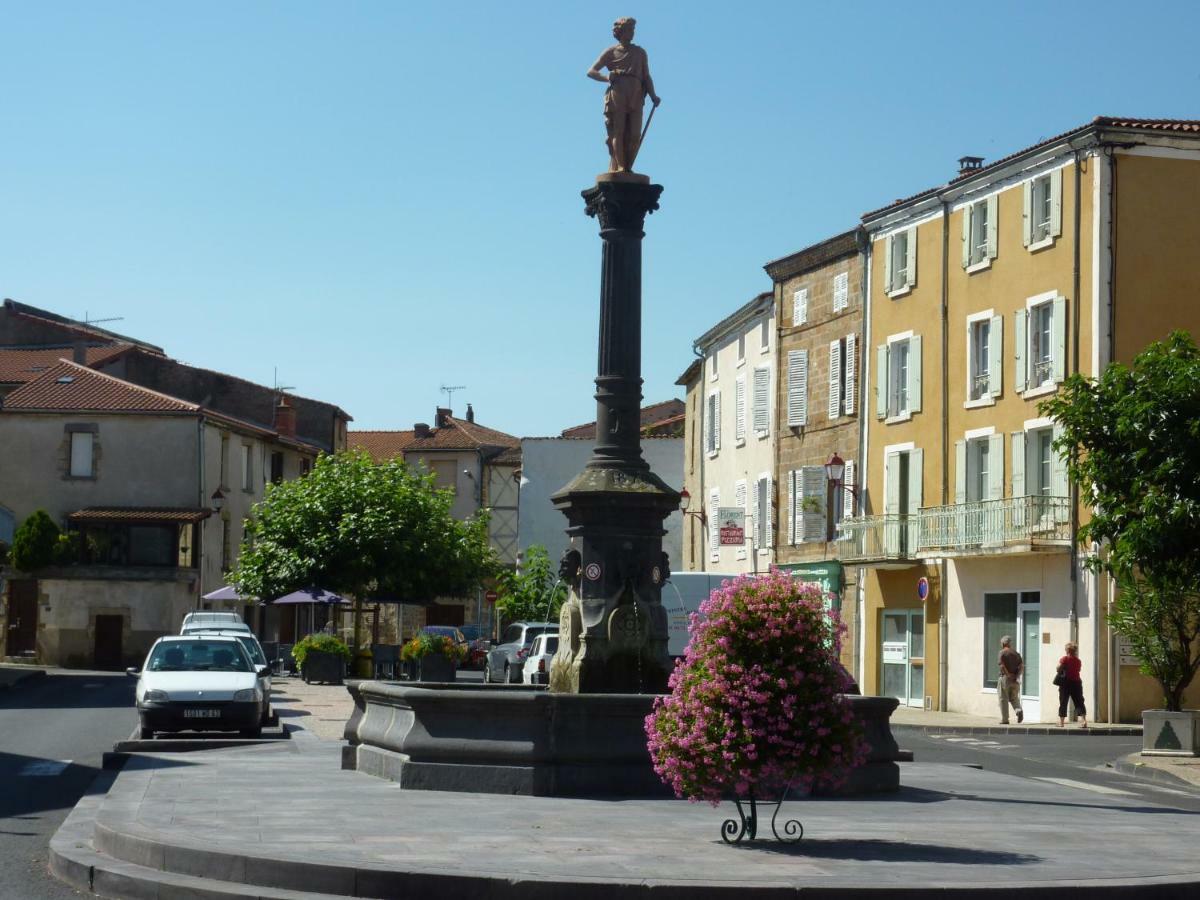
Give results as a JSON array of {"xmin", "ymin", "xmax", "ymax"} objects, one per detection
[
  {"xmin": 524, "ymin": 626, "xmax": 555, "ymax": 644},
  {"xmin": 236, "ymin": 636, "xmax": 267, "ymax": 666},
  {"xmin": 147, "ymin": 641, "xmax": 252, "ymax": 672},
  {"xmin": 541, "ymin": 636, "xmax": 559, "ymax": 655}
]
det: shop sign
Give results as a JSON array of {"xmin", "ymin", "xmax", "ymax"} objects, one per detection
[
  {"xmin": 784, "ymin": 561, "xmax": 843, "ymax": 611},
  {"xmin": 882, "ymin": 641, "xmax": 907, "ymax": 664},
  {"xmin": 1116, "ymin": 636, "xmax": 1141, "ymax": 667},
  {"xmin": 717, "ymin": 508, "xmax": 746, "ymax": 546}
]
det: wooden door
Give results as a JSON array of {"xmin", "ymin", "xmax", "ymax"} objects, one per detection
[
  {"xmin": 5, "ymin": 580, "xmax": 38, "ymax": 657},
  {"xmin": 94, "ymin": 615, "xmax": 124, "ymax": 669}
]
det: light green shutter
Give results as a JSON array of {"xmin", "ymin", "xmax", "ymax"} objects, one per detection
[
  {"xmin": 988, "ymin": 314, "xmax": 1003, "ymax": 398},
  {"xmin": 955, "ymin": 440, "xmax": 967, "ymax": 504},
  {"xmin": 961, "ymin": 206, "xmax": 971, "ymax": 269},
  {"xmin": 1052, "ymin": 296, "xmax": 1067, "ymax": 383},
  {"xmin": 1011, "ymin": 431, "xmax": 1026, "ymax": 497},
  {"xmin": 1050, "ymin": 168, "xmax": 1063, "ymax": 237},
  {"xmin": 987, "ymin": 433, "xmax": 1005, "ymax": 500},
  {"xmin": 1052, "ymin": 424, "xmax": 1069, "ymax": 517},
  {"xmin": 1014, "ymin": 310, "xmax": 1027, "ymax": 393},
  {"xmin": 905, "ymin": 227, "xmax": 917, "ymax": 288},
  {"xmin": 908, "ymin": 335, "xmax": 922, "ymax": 414},
  {"xmin": 986, "ymin": 195, "xmax": 999, "ymax": 260},
  {"xmin": 907, "ymin": 448, "xmax": 923, "ymax": 512},
  {"xmin": 1022, "ymin": 180, "xmax": 1033, "ymax": 247},
  {"xmin": 884, "ymin": 452, "xmax": 901, "ymax": 515},
  {"xmin": 883, "ymin": 236, "xmax": 893, "ymax": 293},
  {"xmin": 876, "ymin": 344, "xmax": 888, "ymax": 418}
]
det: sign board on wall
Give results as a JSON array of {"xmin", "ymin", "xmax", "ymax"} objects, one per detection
[
  {"xmin": 782, "ymin": 561, "xmax": 843, "ymax": 612},
  {"xmin": 717, "ymin": 508, "xmax": 746, "ymax": 546},
  {"xmin": 1116, "ymin": 636, "xmax": 1141, "ymax": 667},
  {"xmin": 882, "ymin": 641, "xmax": 907, "ymax": 664}
]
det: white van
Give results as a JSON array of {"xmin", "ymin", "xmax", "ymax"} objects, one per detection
[{"xmin": 661, "ymin": 572, "xmax": 745, "ymax": 657}]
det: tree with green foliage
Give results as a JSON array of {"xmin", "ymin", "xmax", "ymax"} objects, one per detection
[
  {"xmin": 1040, "ymin": 331, "xmax": 1200, "ymax": 711},
  {"xmin": 11, "ymin": 510, "xmax": 62, "ymax": 572},
  {"xmin": 496, "ymin": 544, "xmax": 566, "ymax": 626},
  {"xmin": 233, "ymin": 450, "xmax": 497, "ymax": 613}
]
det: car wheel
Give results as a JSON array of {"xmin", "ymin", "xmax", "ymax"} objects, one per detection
[
  {"xmin": 504, "ymin": 663, "xmax": 514, "ymax": 684},
  {"xmin": 483, "ymin": 662, "xmax": 492, "ymax": 684},
  {"xmin": 139, "ymin": 725, "xmax": 154, "ymax": 740},
  {"xmin": 240, "ymin": 726, "xmax": 262, "ymax": 739}
]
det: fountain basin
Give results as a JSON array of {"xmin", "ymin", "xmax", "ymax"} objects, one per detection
[{"xmin": 343, "ymin": 681, "xmax": 903, "ymax": 797}]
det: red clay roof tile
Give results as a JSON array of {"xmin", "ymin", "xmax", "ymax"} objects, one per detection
[{"xmin": 2, "ymin": 361, "xmax": 198, "ymax": 413}]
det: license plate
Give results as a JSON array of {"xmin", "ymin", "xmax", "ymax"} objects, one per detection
[{"xmin": 183, "ymin": 709, "xmax": 220, "ymax": 719}]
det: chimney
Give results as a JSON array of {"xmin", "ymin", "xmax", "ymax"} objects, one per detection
[
  {"xmin": 435, "ymin": 406, "xmax": 452, "ymax": 427},
  {"xmin": 72, "ymin": 340, "xmax": 88, "ymax": 364},
  {"xmin": 414, "ymin": 422, "xmax": 431, "ymax": 439},
  {"xmin": 274, "ymin": 397, "xmax": 296, "ymax": 438},
  {"xmin": 957, "ymin": 156, "xmax": 984, "ymax": 178},
  {"xmin": 466, "ymin": 403, "xmax": 475, "ymax": 423}
]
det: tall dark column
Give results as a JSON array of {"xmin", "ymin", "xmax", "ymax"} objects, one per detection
[{"xmin": 549, "ymin": 178, "xmax": 679, "ymax": 695}]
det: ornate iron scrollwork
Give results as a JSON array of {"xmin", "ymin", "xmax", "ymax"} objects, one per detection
[{"xmin": 720, "ymin": 785, "xmax": 803, "ymax": 845}]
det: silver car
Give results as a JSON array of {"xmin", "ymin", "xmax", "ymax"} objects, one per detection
[{"xmin": 484, "ymin": 622, "xmax": 558, "ymax": 684}]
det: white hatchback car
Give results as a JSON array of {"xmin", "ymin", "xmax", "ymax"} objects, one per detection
[
  {"xmin": 187, "ymin": 629, "xmax": 273, "ymax": 723},
  {"xmin": 522, "ymin": 633, "xmax": 559, "ymax": 685},
  {"xmin": 129, "ymin": 635, "xmax": 267, "ymax": 739}
]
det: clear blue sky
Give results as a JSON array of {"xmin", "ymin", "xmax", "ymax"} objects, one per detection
[{"xmin": 3, "ymin": 2, "xmax": 1197, "ymax": 436}]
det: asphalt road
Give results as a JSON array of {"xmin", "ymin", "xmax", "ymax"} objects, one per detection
[
  {"xmin": 897, "ymin": 727, "xmax": 1200, "ymax": 812},
  {"xmin": 0, "ymin": 669, "xmax": 136, "ymax": 900}
]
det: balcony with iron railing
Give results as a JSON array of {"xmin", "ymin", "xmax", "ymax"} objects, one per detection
[{"xmin": 836, "ymin": 495, "xmax": 1072, "ymax": 564}]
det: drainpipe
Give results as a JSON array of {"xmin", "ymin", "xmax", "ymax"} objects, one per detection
[
  {"xmin": 938, "ymin": 198, "xmax": 951, "ymax": 711},
  {"xmin": 692, "ymin": 342, "xmax": 706, "ymax": 572},
  {"xmin": 854, "ymin": 227, "xmax": 871, "ymax": 688}
]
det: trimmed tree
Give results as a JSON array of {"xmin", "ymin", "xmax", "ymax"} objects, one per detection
[
  {"xmin": 1040, "ymin": 330, "xmax": 1200, "ymax": 711},
  {"xmin": 233, "ymin": 451, "xmax": 497, "ymax": 636},
  {"xmin": 11, "ymin": 510, "xmax": 62, "ymax": 572},
  {"xmin": 495, "ymin": 544, "xmax": 566, "ymax": 627},
  {"xmin": 645, "ymin": 570, "xmax": 868, "ymax": 804}
]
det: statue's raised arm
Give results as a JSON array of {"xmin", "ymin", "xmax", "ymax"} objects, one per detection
[{"xmin": 587, "ymin": 17, "xmax": 660, "ymax": 175}]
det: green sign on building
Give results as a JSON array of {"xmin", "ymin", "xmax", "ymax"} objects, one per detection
[{"xmin": 780, "ymin": 561, "xmax": 843, "ymax": 610}]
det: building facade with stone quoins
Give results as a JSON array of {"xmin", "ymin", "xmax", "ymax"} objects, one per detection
[
  {"xmin": 843, "ymin": 116, "xmax": 1200, "ymax": 723},
  {"xmin": 764, "ymin": 228, "xmax": 865, "ymax": 673}
]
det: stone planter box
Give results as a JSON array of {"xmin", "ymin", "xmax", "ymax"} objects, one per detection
[
  {"xmin": 1142, "ymin": 709, "xmax": 1200, "ymax": 757},
  {"xmin": 416, "ymin": 655, "xmax": 457, "ymax": 684},
  {"xmin": 302, "ymin": 649, "xmax": 345, "ymax": 685}
]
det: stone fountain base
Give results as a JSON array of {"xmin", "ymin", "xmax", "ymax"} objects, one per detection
[{"xmin": 343, "ymin": 681, "xmax": 903, "ymax": 798}]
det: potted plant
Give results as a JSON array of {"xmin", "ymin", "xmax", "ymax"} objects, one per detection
[
  {"xmin": 292, "ymin": 634, "xmax": 351, "ymax": 685},
  {"xmin": 645, "ymin": 570, "xmax": 868, "ymax": 842},
  {"xmin": 401, "ymin": 632, "xmax": 465, "ymax": 683}
]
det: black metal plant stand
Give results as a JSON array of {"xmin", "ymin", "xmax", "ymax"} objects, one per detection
[{"xmin": 721, "ymin": 785, "xmax": 804, "ymax": 844}]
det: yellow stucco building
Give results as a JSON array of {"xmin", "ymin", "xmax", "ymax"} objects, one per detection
[{"xmin": 841, "ymin": 118, "xmax": 1200, "ymax": 723}]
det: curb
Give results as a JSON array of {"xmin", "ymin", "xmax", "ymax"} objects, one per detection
[
  {"xmin": 1112, "ymin": 756, "xmax": 1200, "ymax": 792},
  {"xmin": 892, "ymin": 722, "xmax": 1141, "ymax": 737}
]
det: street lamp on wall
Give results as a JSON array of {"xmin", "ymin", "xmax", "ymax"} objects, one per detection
[
  {"xmin": 823, "ymin": 452, "xmax": 860, "ymax": 542},
  {"xmin": 678, "ymin": 488, "xmax": 707, "ymax": 525},
  {"xmin": 210, "ymin": 487, "xmax": 226, "ymax": 515}
]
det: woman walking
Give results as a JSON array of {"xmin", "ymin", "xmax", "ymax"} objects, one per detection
[{"xmin": 1057, "ymin": 641, "xmax": 1088, "ymax": 728}]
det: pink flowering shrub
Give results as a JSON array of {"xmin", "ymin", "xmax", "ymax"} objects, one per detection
[{"xmin": 645, "ymin": 570, "xmax": 868, "ymax": 804}]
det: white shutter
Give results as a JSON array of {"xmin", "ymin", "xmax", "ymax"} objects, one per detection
[
  {"xmin": 786, "ymin": 470, "xmax": 796, "ymax": 545},
  {"xmin": 905, "ymin": 227, "xmax": 917, "ymax": 288},
  {"xmin": 1022, "ymin": 180, "xmax": 1033, "ymax": 247},
  {"xmin": 786, "ymin": 350, "xmax": 808, "ymax": 426},
  {"xmin": 833, "ymin": 272, "xmax": 849, "ymax": 311},
  {"xmin": 69, "ymin": 432, "xmax": 94, "ymax": 477},
  {"xmin": 907, "ymin": 448, "xmax": 924, "ymax": 512},
  {"xmin": 908, "ymin": 335, "xmax": 922, "ymax": 414},
  {"xmin": 762, "ymin": 475, "xmax": 773, "ymax": 551},
  {"xmin": 988, "ymin": 315, "xmax": 1003, "ymax": 398},
  {"xmin": 955, "ymin": 440, "xmax": 967, "ymax": 505},
  {"xmin": 713, "ymin": 390, "xmax": 721, "ymax": 450},
  {"xmin": 961, "ymin": 205, "xmax": 972, "ymax": 269},
  {"xmin": 884, "ymin": 452, "xmax": 902, "ymax": 515},
  {"xmin": 1011, "ymin": 431, "xmax": 1026, "ymax": 497},
  {"xmin": 986, "ymin": 195, "xmax": 998, "ymax": 260},
  {"xmin": 876, "ymin": 344, "xmax": 888, "ymax": 419},
  {"xmin": 793, "ymin": 288, "xmax": 808, "ymax": 326},
  {"xmin": 843, "ymin": 459, "xmax": 856, "ymax": 517},
  {"xmin": 801, "ymin": 465, "xmax": 827, "ymax": 543},
  {"xmin": 987, "ymin": 433, "xmax": 1005, "ymax": 500},
  {"xmin": 709, "ymin": 488, "xmax": 720, "ymax": 559},
  {"xmin": 844, "ymin": 333, "xmax": 857, "ymax": 415},
  {"xmin": 735, "ymin": 479, "xmax": 748, "ymax": 559},
  {"xmin": 753, "ymin": 367, "xmax": 770, "ymax": 435},
  {"xmin": 1014, "ymin": 310, "xmax": 1028, "ymax": 393},
  {"xmin": 1050, "ymin": 168, "xmax": 1063, "ymax": 237},
  {"xmin": 883, "ymin": 236, "xmax": 894, "ymax": 293},
  {"xmin": 734, "ymin": 376, "xmax": 746, "ymax": 443},
  {"xmin": 828, "ymin": 340, "xmax": 842, "ymax": 420},
  {"xmin": 1052, "ymin": 296, "xmax": 1067, "ymax": 383}
]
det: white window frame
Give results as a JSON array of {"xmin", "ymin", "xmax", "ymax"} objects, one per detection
[
  {"xmin": 755, "ymin": 472, "xmax": 772, "ymax": 555},
  {"xmin": 709, "ymin": 488, "xmax": 721, "ymax": 563},
  {"xmin": 736, "ymin": 333, "xmax": 746, "ymax": 366},
  {"xmin": 965, "ymin": 309, "xmax": 996, "ymax": 408},
  {"xmin": 885, "ymin": 227, "xmax": 916, "ymax": 298},
  {"xmin": 1023, "ymin": 168, "xmax": 1063, "ymax": 252},
  {"xmin": 241, "ymin": 443, "xmax": 253, "ymax": 492},
  {"xmin": 962, "ymin": 195, "xmax": 998, "ymax": 273},
  {"xmin": 709, "ymin": 348, "xmax": 719, "ymax": 382},
  {"xmin": 786, "ymin": 349, "xmax": 808, "ymax": 427},
  {"xmin": 734, "ymin": 479, "xmax": 748, "ymax": 560},
  {"xmin": 752, "ymin": 365, "xmax": 771, "ymax": 437},
  {"xmin": 734, "ymin": 376, "xmax": 747, "ymax": 446},
  {"xmin": 881, "ymin": 330, "xmax": 919, "ymax": 424},
  {"xmin": 705, "ymin": 390, "xmax": 721, "ymax": 457},
  {"xmin": 760, "ymin": 318, "xmax": 771, "ymax": 354}
]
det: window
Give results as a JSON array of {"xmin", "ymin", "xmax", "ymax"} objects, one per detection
[
  {"xmin": 792, "ymin": 288, "xmax": 808, "ymax": 326},
  {"xmin": 129, "ymin": 526, "xmax": 175, "ymax": 567},
  {"xmin": 760, "ymin": 318, "xmax": 770, "ymax": 353},
  {"xmin": 752, "ymin": 366, "xmax": 770, "ymax": 436},
  {"xmin": 241, "ymin": 444, "xmax": 253, "ymax": 491},
  {"xmin": 300, "ymin": 457, "xmax": 311, "ymax": 476},
  {"xmin": 983, "ymin": 592, "xmax": 1040, "ymax": 690},
  {"xmin": 219, "ymin": 433, "xmax": 229, "ymax": 486},
  {"xmin": 430, "ymin": 460, "xmax": 458, "ymax": 494},
  {"xmin": 966, "ymin": 314, "xmax": 1002, "ymax": 402},
  {"xmin": 69, "ymin": 431, "xmax": 94, "ymax": 477},
  {"xmin": 877, "ymin": 335, "xmax": 921, "ymax": 420},
  {"xmin": 832, "ymin": 271, "xmax": 850, "ymax": 312},
  {"xmin": 1012, "ymin": 424, "xmax": 1068, "ymax": 523},
  {"xmin": 709, "ymin": 349, "xmax": 718, "ymax": 381},
  {"xmin": 734, "ymin": 376, "xmax": 746, "ymax": 444},
  {"xmin": 786, "ymin": 350, "xmax": 808, "ymax": 426},
  {"xmin": 737, "ymin": 333, "xmax": 745, "ymax": 364},
  {"xmin": 788, "ymin": 466, "xmax": 827, "ymax": 545},
  {"xmin": 962, "ymin": 196, "xmax": 997, "ymax": 269},
  {"xmin": 883, "ymin": 447, "xmax": 923, "ymax": 556},
  {"xmin": 221, "ymin": 518, "xmax": 231, "ymax": 572},
  {"xmin": 734, "ymin": 480, "xmax": 747, "ymax": 560},
  {"xmin": 708, "ymin": 488, "xmax": 720, "ymax": 563},
  {"xmin": 1015, "ymin": 295, "xmax": 1065, "ymax": 393},
  {"xmin": 270, "ymin": 451, "xmax": 284, "ymax": 484},
  {"xmin": 176, "ymin": 524, "xmax": 195, "ymax": 568},
  {"xmin": 1023, "ymin": 170, "xmax": 1062, "ymax": 248},
  {"xmin": 885, "ymin": 228, "xmax": 916, "ymax": 295},
  {"xmin": 828, "ymin": 334, "xmax": 856, "ymax": 419},
  {"xmin": 754, "ymin": 474, "xmax": 772, "ymax": 553},
  {"xmin": 705, "ymin": 391, "xmax": 721, "ymax": 455},
  {"xmin": 956, "ymin": 433, "xmax": 1003, "ymax": 504}
]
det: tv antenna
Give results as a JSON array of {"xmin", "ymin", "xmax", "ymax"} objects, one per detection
[
  {"xmin": 441, "ymin": 384, "xmax": 467, "ymax": 408},
  {"xmin": 82, "ymin": 311, "xmax": 124, "ymax": 328},
  {"xmin": 273, "ymin": 367, "xmax": 296, "ymax": 396}
]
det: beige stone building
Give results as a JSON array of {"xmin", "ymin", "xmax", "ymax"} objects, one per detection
[{"xmin": 764, "ymin": 229, "xmax": 865, "ymax": 669}]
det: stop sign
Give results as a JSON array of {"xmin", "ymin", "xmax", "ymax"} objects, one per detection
[{"xmin": 484, "ymin": 590, "xmax": 499, "ymax": 604}]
